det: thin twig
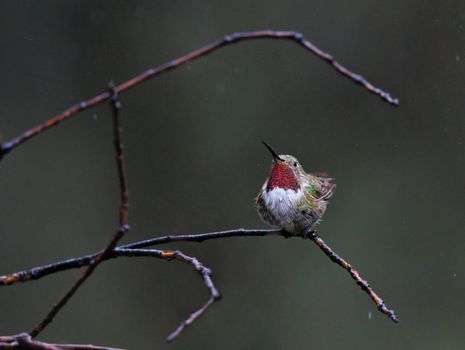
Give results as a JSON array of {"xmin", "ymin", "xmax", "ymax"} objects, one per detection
[
  {"xmin": 1, "ymin": 228, "xmax": 397, "ymax": 325},
  {"xmin": 116, "ymin": 248, "xmax": 220, "ymax": 342},
  {"xmin": 28, "ymin": 84, "xmax": 130, "ymax": 338},
  {"xmin": 0, "ymin": 30, "xmax": 398, "ymax": 160},
  {"xmin": 306, "ymin": 230, "xmax": 398, "ymax": 322},
  {"xmin": 109, "ymin": 82, "xmax": 130, "ymax": 227},
  {"xmin": 0, "ymin": 333, "xmax": 125, "ymax": 350}
]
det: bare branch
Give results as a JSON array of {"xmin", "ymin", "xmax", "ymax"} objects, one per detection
[
  {"xmin": 306, "ymin": 230, "xmax": 398, "ymax": 322},
  {"xmin": 0, "ymin": 229, "xmax": 281, "ymax": 286},
  {"xmin": 28, "ymin": 84, "xmax": 130, "ymax": 338},
  {"xmin": 0, "ymin": 30, "xmax": 399, "ymax": 160},
  {"xmin": 0, "ymin": 333, "xmax": 124, "ymax": 350},
  {"xmin": 115, "ymin": 248, "xmax": 221, "ymax": 342},
  {"xmin": 0, "ymin": 29, "xmax": 399, "ymax": 348},
  {"xmin": 109, "ymin": 82, "xmax": 130, "ymax": 227},
  {"xmin": 1, "ymin": 228, "xmax": 397, "ymax": 328}
]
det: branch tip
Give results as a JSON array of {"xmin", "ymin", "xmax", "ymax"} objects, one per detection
[{"xmin": 307, "ymin": 230, "xmax": 398, "ymax": 323}]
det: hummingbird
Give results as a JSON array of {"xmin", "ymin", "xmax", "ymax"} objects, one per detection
[{"xmin": 255, "ymin": 141, "xmax": 335, "ymax": 237}]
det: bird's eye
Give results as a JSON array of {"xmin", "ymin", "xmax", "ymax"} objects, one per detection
[{"xmin": 292, "ymin": 161, "xmax": 298, "ymax": 167}]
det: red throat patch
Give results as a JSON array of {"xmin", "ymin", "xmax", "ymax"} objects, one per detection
[{"xmin": 266, "ymin": 163, "xmax": 299, "ymax": 191}]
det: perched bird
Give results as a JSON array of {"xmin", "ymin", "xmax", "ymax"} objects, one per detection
[{"xmin": 255, "ymin": 141, "xmax": 335, "ymax": 237}]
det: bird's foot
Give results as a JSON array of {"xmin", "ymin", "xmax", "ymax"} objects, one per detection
[{"xmin": 303, "ymin": 229, "xmax": 318, "ymax": 240}]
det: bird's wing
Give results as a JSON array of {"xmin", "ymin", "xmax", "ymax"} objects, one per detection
[{"xmin": 312, "ymin": 174, "xmax": 336, "ymax": 201}]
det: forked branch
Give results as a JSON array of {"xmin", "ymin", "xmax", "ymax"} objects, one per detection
[
  {"xmin": 28, "ymin": 84, "xmax": 130, "ymax": 339},
  {"xmin": 1, "ymin": 228, "xmax": 398, "ymax": 334},
  {"xmin": 0, "ymin": 29, "xmax": 398, "ymax": 349}
]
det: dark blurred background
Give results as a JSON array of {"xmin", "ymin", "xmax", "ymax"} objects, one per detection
[{"xmin": 1, "ymin": 1, "xmax": 464, "ymax": 349}]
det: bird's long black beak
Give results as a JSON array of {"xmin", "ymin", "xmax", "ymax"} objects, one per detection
[{"xmin": 262, "ymin": 141, "xmax": 284, "ymax": 162}]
